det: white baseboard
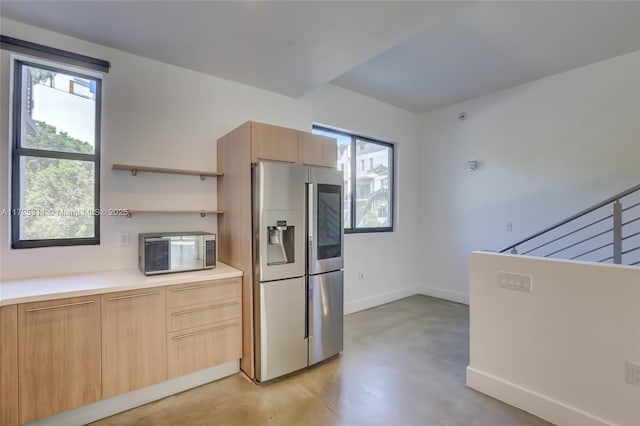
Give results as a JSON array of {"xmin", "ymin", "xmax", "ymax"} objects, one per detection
[
  {"xmin": 344, "ymin": 285, "xmax": 422, "ymax": 315},
  {"xmin": 466, "ymin": 367, "xmax": 610, "ymax": 426},
  {"xmin": 344, "ymin": 285, "xmax": 469, "ymax": 315},
  {"xmin": 417, "ymin": 285, "xmax": 469, "ymax": 305},
  {"xmin": 29, "ymin": 360, "xmax": 239, "ymax": 426}
]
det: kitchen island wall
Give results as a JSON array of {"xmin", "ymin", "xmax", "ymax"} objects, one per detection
[{"xmin": 0, "ymin": 18, "xmax": 422, "ymax": 314}]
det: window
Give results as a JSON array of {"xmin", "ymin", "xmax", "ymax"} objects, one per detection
[
  {"xmin": 312, "ymin": 125, "xmax": 394, "ymax": 233},
  {"xmin": 11, "ymin": 60, "xmax": 102, "ymax": 248}
]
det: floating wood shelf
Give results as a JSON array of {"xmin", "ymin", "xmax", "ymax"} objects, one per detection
[
  {"xmin": 112, "ymin": 164, "xmax": 223, "ymax": 180},
  {"xmin": 125, "ymin": 210, "xmax": 223, "ymax": 218}
]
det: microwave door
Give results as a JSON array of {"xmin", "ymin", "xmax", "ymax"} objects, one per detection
[
  {"xmin": 308, "ymin": 176, "xmax": 344, "ymax": 275},
  {"xmin": 170, "ymin": 236, "xmax": 200, "ymax": 271}
]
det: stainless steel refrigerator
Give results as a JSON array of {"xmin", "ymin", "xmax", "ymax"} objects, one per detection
[{"xmin": 253, "ymin": 161, "xmax": 344, "ymax": 382}]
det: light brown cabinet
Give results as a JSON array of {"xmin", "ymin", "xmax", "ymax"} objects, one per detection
[
  {"xmin": 167, "ymin": 278, "xmax": 241, "ymax": 308},
  {"xmin": 251, "ymin": 122, "xmax": 299, "ymax": 164},
  {"xmin": 167, "ymin": 298, "xmax": 241, "ymax": 332},
  {"xmin": 298, "ymin": 132, "xmax": 337, "ymax": 168},
  {"xmin": 243, "ymin": 121, "xmax": 337, "ymax": 168},
  {"xmin": 1, "ymin": 305, "xmax": 18, "ymax": 426},
  {"xmin": 5, "ymin": 272, "xmax": 242, "ymax": 424},
  {"xmin": 167, "ymin": 319, "xmax": 241, "ymax": 379},
  {"xmin": 18, "ymin": 296, "xmax": 101, "ymax": 424},
  {"xmin": 166, "ymin": 277, "xmax": 242, "ymax": 379},
  {"xmin": 101, "ymin": 288, "xmax": 167, "ymax": 399}
]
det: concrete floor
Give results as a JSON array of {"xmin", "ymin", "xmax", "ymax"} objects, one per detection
[{"xmin": 92, "ymin": 295, "xmax": 551, "ymax": 426}]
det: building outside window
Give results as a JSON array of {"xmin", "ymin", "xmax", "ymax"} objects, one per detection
[
  {"xmin": 312, "ymin": 125, "xmax": 394, "ymax": 233},
  {"xmin": 11, "ymin": 59, "xmax": 102, "ymax": 248}
]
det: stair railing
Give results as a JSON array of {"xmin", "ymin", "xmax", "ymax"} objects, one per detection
[{"xmin": 500, "ymin": 183, "xmax": 640, "ymax": 265}]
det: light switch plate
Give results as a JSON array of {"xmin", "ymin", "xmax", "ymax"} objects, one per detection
[
  {"xmin": 119, "ymin": 232, "xmax": 129, "ymax": 246},
  {"xmin": 497, "ymin": 271, "xmax": 533, "ymax": 292},
  {"xmin": 627, "ymin": 361, "xmax": 640, "ymax": 386}
]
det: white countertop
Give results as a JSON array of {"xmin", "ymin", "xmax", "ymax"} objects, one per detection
[{"xmin": 0, "ymin": 262, "xmax": 243, "ymax": 306}]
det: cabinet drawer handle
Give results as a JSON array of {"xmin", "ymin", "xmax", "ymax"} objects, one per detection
[
  {"xmin": 106, "ymin": 291, "xmax": 161, "ymax": 301},
  {"xmin": 170, "ymin": 281, "xmax": 237, "ymax": 293},
  {"xmin": 170, "ymin": 300, "xmax": 239, "ymax": 316},
  {"xmin": 25, "ymin": 300, "xmax": 95, "ymax": 312},
  {"xmin": 171, "ymin": 323, "xmax": 239, "ymax": 340}
]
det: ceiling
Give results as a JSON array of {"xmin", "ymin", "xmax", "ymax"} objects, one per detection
[{"xmin": 1, "ymin": 1, "xmax": 639, "ymax": 113}]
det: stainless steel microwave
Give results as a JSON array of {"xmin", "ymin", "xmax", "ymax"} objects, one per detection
[{"xmin": 138, "ymin": 231, "xmax": 216, "ymax": 275}]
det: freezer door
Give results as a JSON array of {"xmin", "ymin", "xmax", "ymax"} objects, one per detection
[
  {"xmin": 308, "ymin": 167, "xmax": 344, "ymax": 275},
  {"xmin": 256, "ymin": 277, "xmax": 308, "ymax": 382},
  {"xmin": 308, "ymin": 270, "xmax": 344, "ymax": 365}
]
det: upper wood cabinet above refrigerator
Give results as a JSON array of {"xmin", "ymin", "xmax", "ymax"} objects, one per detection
[
  {"xmin": 247, "ymin": 121, "xmax": 337, "ymax": 168},
  {"xmin": 297, "ymin": 131, "xmax": 337, "ymax": 168},
  {"xmin": 251, "ymin": 122, "xmax": 299, "ymax": 164}
]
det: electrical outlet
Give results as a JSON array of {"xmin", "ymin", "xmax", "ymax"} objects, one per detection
[
  {"xmin": 119, "ymin": 232, "xmax": 129, "ymax": 246},
  {"xmin": 627, "ymin": 362, "xmax": 640, "ymax": 386},
  {"xmin": 497, "ymin": 271, "xmax": 532, "ymax": 292}
]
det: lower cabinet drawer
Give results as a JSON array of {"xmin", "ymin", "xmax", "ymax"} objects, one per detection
[
  {"xmin": 167, "ymin": 298, "xmax": 241, "ymax": 332},
  {"xmin": 167, "ymin": 319, "xmax": 242, "ymax": 379},
  {"xmin": 166, "ymin": 278, "xmax": 241, "ymax": 308}
]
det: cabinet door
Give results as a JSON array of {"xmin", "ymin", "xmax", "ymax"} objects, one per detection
[
  {"xmin": 251, "ymin": 122, "xmax": 298, "ymax": 163},
  {"xmin": 1, "ymin": 305, "xmax": 18, "ymax": 426},
  {"xmin": 101, "ymin": 288, "xmax": 167, "ymax": 398},
  {"xmin": 298, "ymin": 132, "xmax": 337, "ymax": 168},
  {"xmin": 18, "ymin": 296, "xmax": 101, "ymax": 424}
]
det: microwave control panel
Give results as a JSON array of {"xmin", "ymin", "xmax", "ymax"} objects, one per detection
[{"xmin": 205, "ymin": 239, "xmax": 216, "ymax": 267}]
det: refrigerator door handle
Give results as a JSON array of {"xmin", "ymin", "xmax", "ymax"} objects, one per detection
[
  {"xmin": 307, "ymin": 182, "xmax": 314, "ymax": 245},
  {"xmin": 307, "ymin": 284, "xmax": 314, "ymax": 338}
]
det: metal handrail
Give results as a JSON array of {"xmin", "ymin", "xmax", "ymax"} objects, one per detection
[
  {"xmin": 570, "ymin": 242, "xmax": 612, "ymax": 260},
  {"xmin": 500, "ymin": 182, "xmax": 640, "ymax": 253},
  {"xmin": 542, "ymin": 227, "xmax": 613, "ymax": 258},
  {"xmin": 521, "ymin": 214, "xmax": 612, "ymax": 255}
]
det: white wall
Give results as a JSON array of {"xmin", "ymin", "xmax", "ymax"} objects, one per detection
[
  {"xmin": 467, "ymin": 252, "xmax": 640, "ymax": 426},
  {"xmin": 419, "ymin": 51, "xmax": 640, "ymax": 302},
  {"xmin": 0, "ymin": 18, "xmax": 422, "ymax": 313}
]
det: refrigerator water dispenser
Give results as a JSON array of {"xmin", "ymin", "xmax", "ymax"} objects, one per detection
[{"xmin": 266, "ymin": 222, "xmax": 295, "ymax": 265}]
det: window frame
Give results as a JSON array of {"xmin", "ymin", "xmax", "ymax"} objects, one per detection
[
  {"xmin": 313, "ymin": 124, "xmax": 394, "ymax": 234},
  {"xmin": 11, "ymin": 58, "xmax": 102, "ymax": 249}
]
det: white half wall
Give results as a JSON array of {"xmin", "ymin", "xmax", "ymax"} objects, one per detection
[
  {"xmin": 468, "ymin": 251, "xmax": 640, "ymax": 426},
  {"xmin": 0, "ymin": 18, "xmax": 421, "ymax": 311},
  {"xmin": 419, "ymin": 50, "xmax": 640, "ymax": 300}
]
